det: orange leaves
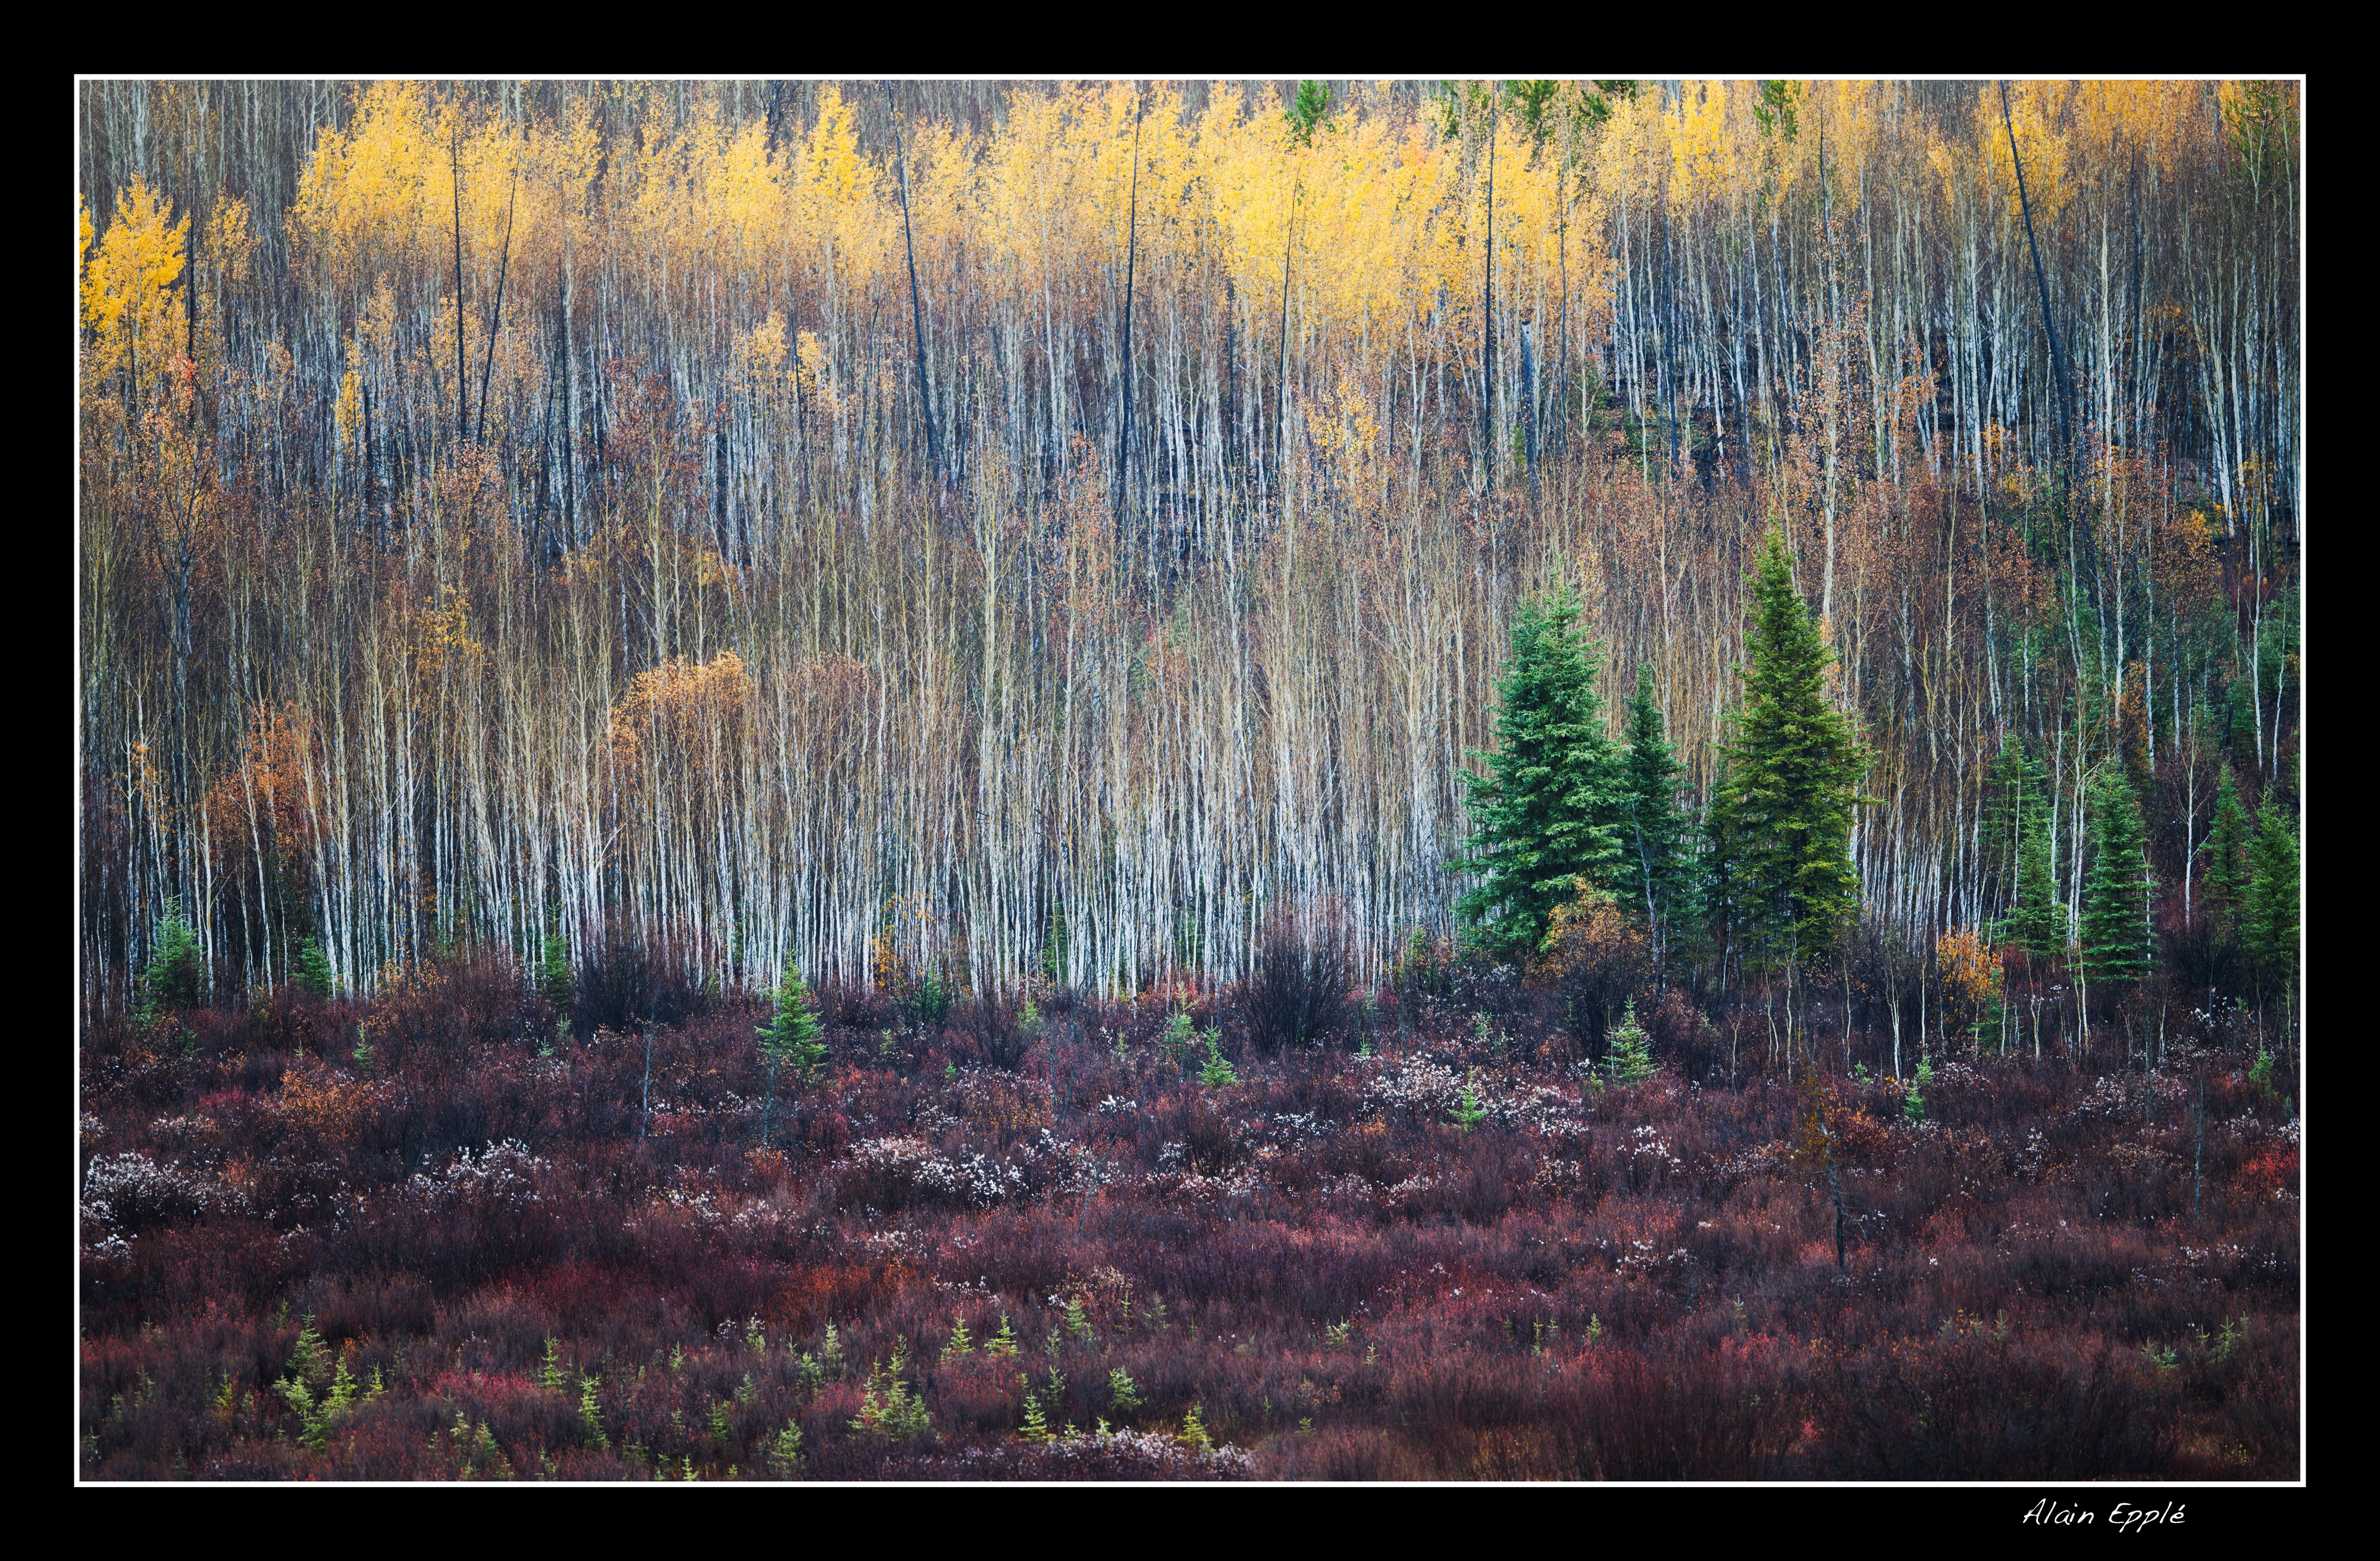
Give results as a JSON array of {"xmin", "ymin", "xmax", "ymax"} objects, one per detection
[
  {"xmin": 1786, "ymin": 1054, "xmax": 1840, "ymax": 1177},
  {"xmin": 205, "ymin": 703, "xmax": 321, "ymax": 881},
  {"xmin": 606, "ymin": 653, "xmax": 752, "ymax": 811},
  {"xmin": 1936, "ymin": 926, "xmax": 2001, "ymax": 1005},
  {"xmin": 414, "ymin": 587, "xmax": 488, "ymax": 686},
  {"xmin": 273, "ymin": 1066, "xmax": 387, "ymax": 1156},
  {"xmin": 2163, "ymin": 511, "xmax": 2221, "ymax": 615},
  {"xmin": 608, "ymin": 652, "xmax": 750, "ymax": 761}
]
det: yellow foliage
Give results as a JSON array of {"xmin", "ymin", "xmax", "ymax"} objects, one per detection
[
  {"xmin": 415, "ymin": 588, "xmax": 487, "ymax": 684},
  {"xmin": 607, "ymin": 652, "xmax": 751, "ymax": 777},
  {"xmin": 1538, "ymin": 880, "xmax": 1646, "ymax": 976},
  {"xmin": 82, "ymin": 174, "xmax": 190, "ymax": 393},
  {"xmin": 1936, "ymin": 927, "xmax": 2002, "ymax": 1011}
]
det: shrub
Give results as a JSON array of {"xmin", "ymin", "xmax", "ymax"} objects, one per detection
[{"xmin": 1241, "ymin": 906, "xmax": 1350, "ymax": 1053}]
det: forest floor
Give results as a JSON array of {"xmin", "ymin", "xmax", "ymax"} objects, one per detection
[{"xmin": 79, "ymin": 961, "xmax": 2300, "ymax": 1480}]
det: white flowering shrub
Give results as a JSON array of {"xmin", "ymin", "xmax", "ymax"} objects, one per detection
[
  {"xmin": 82, "ymin": 1151, "xmax": 248, "ymax": 1237},
  {"xmin": 408, "ymin": 1139, "xmax": 547, "ymax": 1205},
  {"xmin": 955, "ymin": 1425, "xmax": 1256, "ymax": 1479},
  {"xmin": 1361, "ymin": 1060, "xmax": 1466, "ymax": 1122}
]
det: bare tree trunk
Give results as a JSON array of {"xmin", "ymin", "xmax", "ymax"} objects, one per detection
[
  {"xmin": 888, "ymin": 87, "xmax": 940, "ymax": 483},
  {"xmin": 1115, "ymin": 85, "xmax": 1143, "ymax": 536},
  {"xmin": 452, "ymin": 108, "xmax": 467, "ymax": 447},
  {"xmin": 1481, "ymin": 92, "xmax": 1496, "ymax": 493},
  {"xmin": 474, "ymin": 171, "xmax": 517, "ymax": 448}
]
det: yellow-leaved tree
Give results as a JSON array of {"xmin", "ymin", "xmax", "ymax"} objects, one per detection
[{"xmin": 81, "ymin": 176, "xmax": 190, "ymax": 403}]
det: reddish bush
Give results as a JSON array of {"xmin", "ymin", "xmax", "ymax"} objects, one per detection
[{"xmin": 78, "ymin": 956, "xmax": 2299, "ymax": 1481}]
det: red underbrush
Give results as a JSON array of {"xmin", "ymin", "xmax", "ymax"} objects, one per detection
[{"xmin": 79, "ymin": 963, "xmax": 2299, "ymax": 1480}]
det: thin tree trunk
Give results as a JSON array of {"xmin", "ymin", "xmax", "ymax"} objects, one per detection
[
  {"xmin": 1116, "ymin": 85, "xmax": 1143, "ymax": 537},
  {"xmin": 888, "ymin": 87, "xmax": 940, "ymax": 481},
  {"xmin": 452, "ymin": 108, "xmax": 467, "ymax": 447},
  {"xmin": 475, "ymin": 170, "xmax": 517, "ymax": 448}
]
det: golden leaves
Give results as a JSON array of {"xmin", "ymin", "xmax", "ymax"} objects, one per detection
[
  {"xmin": 606, "ymin": 651, "xmax": 751, "ymax": 776},
  {"xmin": 81, "ymin": 174, "xmax": 190, "ymax": 391},
  {"xmin": 336, "ymin": 369, "xmax": 364, "ymax": 451},
  {"xmin": 415, "ymin": 587, "xmax": 488, "ymax": 685},
  {"xmin": 1536, "ymin": 880, "xmax": 1644, "ymax": 977},
  {"xmin": 1934, "ymin": 926, "xmax": 2003, "ymax": 1009},
  {"xmin": 205, "ymin": 703, "xmax": 320, "ymax": 881}
]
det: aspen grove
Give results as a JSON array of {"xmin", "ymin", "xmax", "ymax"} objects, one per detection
[
  {"xmin": 79, "ymin": 81, "xmax": 2301, "ymax": 1482},
  {"xmin": 80, "ymin": 80, "xmax": 2299, "ymax": 1017}
]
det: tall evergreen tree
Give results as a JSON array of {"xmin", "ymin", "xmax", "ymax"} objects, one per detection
[
  {"xmin": 2004, "ymin": 803, "xmax": 2066, "ymax": 965},
  {"xmin": 1997, "ymin": 741, "xmax": 2064, "ymax": 963},
  {"xmin": 1454, "ymin": 577, "xmax": 1623, "ymax": 960},
  {"xmin": 2225, "ymin": 674, "xmax": 2259, "ymax": 769},
  {"xmin": 2242, "ymin": 789, "xmax": 2299, "ymax": 999},
  {"xmin": 1709, "ymin": 528, "xmax": 1868, "ymax": 969},
  {"xmin": 2198, "ymin": 764, "xmax": 2251, "ymax": 937},
  {"xmin": 1981, "ymin": 737, "xmax": 2026, "ymax": 887},
  {"xmin": 537, "ymin": 918, "xmax": 575, "ymax": 1047},
  {"xmin": 1617, "ymin": 662, "xmax": 1694, "ymax": 981},
  {"xmin": 2079, "ymin": 769, "xmax": 2154, "ymax": 992}
]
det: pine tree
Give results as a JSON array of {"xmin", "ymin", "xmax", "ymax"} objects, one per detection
[
  {"xmin": 1902, "ymin": 1053, "xmax": 1933, "ymax": 1122},
  {"xmin": 292, "ymin": 935, "xmax": 336, "ymax": 1001},
  {"xmin": 1709, "ymin": 529, "xmax": 1868, "ymax": 969},
  {"xmin": 136, "ymin": 911, "xmax": 206, "ymax": 1024},
  {"xmin": 1285, "ymin": 80, "xmax": 1332, "ymax": 145},
  {"xmin": 537, "ymin": 921, "xmax": 575, "ymax": 1016},
  {"xmin": 1982, "ymin": 739, "xmax": 2019, "ymax": 867},
  {"xmin": 2000, "ymin": 746, "xmax": 2065, "ymax": 964},
  {"xmin": 757, "ymin": 974, "xmax": 828, "ymax": 1146},
  {"xmin": 1617, "ymin": 662, "xmax": 1693, "ymax": 978},
  {"xmin": 1981, "ymin": 736, "xmax": 2042, "ymax": 897},
  {"xmin": 2198, "ymin": 764, "xmax": 2251, "ymax": 937},
  {"xmin": 2241, "ymin": 789, "xmax": 2299, "ymax": 999},
  {"xmin": 2225, "ymin": 675, "xmax": 2259, "ymax": 769},
  {"xmin": 1454, "ymin": 577, "xmax": 1624, "ymax": 961},
  {"xmin": 1602, "ymin": 999, "xmax": 1655, "ymax": 1084},
  {"xmin": 2079, "ymin": 769, "xmax": 2154, "ymax": 992}
]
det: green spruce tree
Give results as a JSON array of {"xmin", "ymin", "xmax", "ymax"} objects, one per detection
[
  {"xmin": 2241, "ymin": 788, "xmax": 2299, "ymax": 1001},
  {"xmin": 136, "ymin": 910, "xmax": 206, "ymax": 1024},
  {"xmin": 292, "ymin": 934, "xmax": 336, "ymax": 1001},
  {"xmin": 2079, "ymin": 769, "xmax": 2154, "ymax": 993},
  {"xmin": 1617, "ymin": 662, "xmax": 1695, "ymax": 983},
  {"xmin": 1708, "ymin": 528, "xmax": 1868, "ymax": 971},
  {"xmin": 1999, "ymin": 744, "xmax": 2065, "ymax": 965},
  {"xmin": 1602, "ymin": 999, "xmax": 1656, "ymax": 1084},
  {"xmin": 1285, "ymin": 80, "xmax": 1332, "ymax": 145},
  {"xmin": 1454, "ymin": 577, "xmax": 1623, "ymax": 961},
  {"xmin": 1981, "ymin": 737, "xmax": 2044, "ymax": 899},
  {"xmin": 2198, "ymin": 764, "xmax": 2251, "ymax": 937},
  {"xmin": 538, "ymin": 920, "xmax": 575, "ymax": 1017},
  {"xmin": 757, "ymin": 972, "xmax": 828, "ymax": 1146},
  {"xmin": 2225, "ymin": 674, "xmax": 2259, "ymax": 770}
]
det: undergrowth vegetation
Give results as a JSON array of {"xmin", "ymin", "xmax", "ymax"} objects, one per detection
[{"xmin": 80, "ymin": 952, "xmax": 2298, "ymax": 1480}]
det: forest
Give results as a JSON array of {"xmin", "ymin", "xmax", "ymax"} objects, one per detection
[{"xmin": 79, "ymin": 78, "xmax": 2300, "ymax": 1482}]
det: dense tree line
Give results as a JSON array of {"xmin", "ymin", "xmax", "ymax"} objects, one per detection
[{"xmin": 79, "ymin": 79, "xmax": 2300, "ymax": 1051}]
